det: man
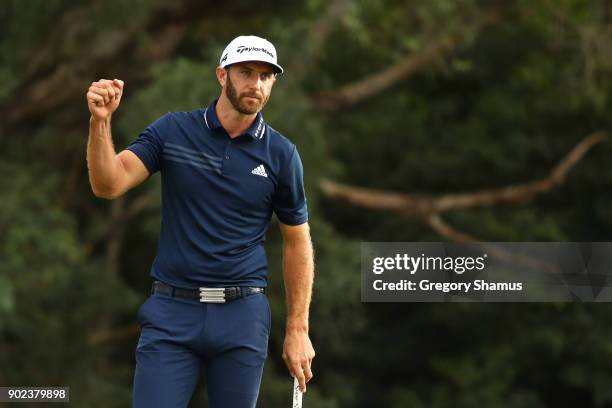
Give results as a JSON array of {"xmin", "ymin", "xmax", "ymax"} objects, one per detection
[{"xmin": 85, "ymin": 35, "xmax": 315, "ymax": 408}]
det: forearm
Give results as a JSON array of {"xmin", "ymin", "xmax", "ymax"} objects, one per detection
[
  {"xmin": 279, "ymin": 221, "xmax": 316, "ymax": 391},
  {"xmin": 87, "ymin": 116, "xmax": 122, "ymax": 197},
  {"xmin": 283, "ymin": 236, "xmax": 314, "ymax": 333}
]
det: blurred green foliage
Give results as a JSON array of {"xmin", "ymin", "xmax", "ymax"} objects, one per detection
[{"xmin": 1, "ymin": 0, "xmax": 612, "ymax": 407}]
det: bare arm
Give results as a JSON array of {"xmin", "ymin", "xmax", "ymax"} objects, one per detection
[
  {"xmin": 86, "ymin": 79, "xmax": 149, "ymax": 199},
  {"xmin": 280, "ymin": 221, "xmax": 315, "ymax": 393}
]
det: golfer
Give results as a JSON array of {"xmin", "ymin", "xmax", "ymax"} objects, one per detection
[{"xmin": 86, "ymin": 35, "xmax": 315, "ymax": 408}]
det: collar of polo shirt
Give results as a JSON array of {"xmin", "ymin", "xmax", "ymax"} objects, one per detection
[{"xmin": 203, "ymin": 99, "xmax": 266, "ymax": 140}]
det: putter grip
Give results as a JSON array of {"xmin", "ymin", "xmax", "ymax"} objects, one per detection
[{"xmin": 292, "ymin": 377, "xmax": 302, "ymax": 408}]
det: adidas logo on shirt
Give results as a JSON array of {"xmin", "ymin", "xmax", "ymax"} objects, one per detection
[{"xmin": 251, "ymin": 164, "xmax": 268, "ymax": 178}]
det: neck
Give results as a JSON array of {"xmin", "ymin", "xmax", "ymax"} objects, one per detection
[{"xmin": 215, "ymin": 94, "xmax": 257, "ymax": 138}]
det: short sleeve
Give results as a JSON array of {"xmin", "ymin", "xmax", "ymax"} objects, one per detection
[
  {"xmin": 272, "ymin": 146, "xmax": 308, "ymax": 225},
  {"xmin": 125, "ymin": 113, "xmax": 170, "ymax": 175}
]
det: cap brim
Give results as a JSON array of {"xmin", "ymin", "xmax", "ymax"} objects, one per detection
[
  {"xmin": 223, "ymin": 59, "xmax": 283, "ymax": 74},
  {"xmin": 271, "ymin": 63, "xmax": 283, "ymax": 74}
]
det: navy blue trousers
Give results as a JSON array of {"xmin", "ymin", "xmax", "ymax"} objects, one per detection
[{"xmin": 132, "ymin": 289, "xmax": 271, "ymax": 408}]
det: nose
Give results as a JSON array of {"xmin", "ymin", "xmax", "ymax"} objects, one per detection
[
  {"xmin": 247, "ymin": 75, "xmax": 263, "ymax": 90},
  {"xmin": 244, "ymin": 78, "xmax": 264, "ymax": 99}
]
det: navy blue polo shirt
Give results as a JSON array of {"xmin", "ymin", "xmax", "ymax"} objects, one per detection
[{"xmin": 126, "ymin": 99, "xmax": 308, "ymax": 288}]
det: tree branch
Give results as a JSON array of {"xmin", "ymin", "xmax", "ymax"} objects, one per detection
[
  {"xmin": 1, "ymin": 23, "xmax": 186, "ymax": 125},
  {"xmin": 0, "ymin": 0, "xmax": 277, "ymax": 127},
  {"xmin": 426, "ymin": 214, "xmax": 478, "ymax": 242},
  {"xmin": 320, "ymin": 132, "xmax": 606, "ymax": 238},
  {"xmin": 427, "ymin": 214, "xmax": 561, "ymax": 277},
  {"xmin": 311, "ymin": 5, "xmax": 503, "ymax": 110},
  {"xmin": 434, "ymin": 131, "xmax": 606, "ymax": 212},
  {"xmin": 289, "ymin": 0, "xmax": 354, "ymax": 79}
]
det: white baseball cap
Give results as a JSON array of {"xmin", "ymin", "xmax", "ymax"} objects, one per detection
[{"xmin": 219, "ymin": 35, "xmax": 284, "ymax": 74}]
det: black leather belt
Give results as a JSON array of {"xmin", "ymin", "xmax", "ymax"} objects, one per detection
[{"xmin": 151, "ymin": 281, "xmax": 265, "ymax": 303}]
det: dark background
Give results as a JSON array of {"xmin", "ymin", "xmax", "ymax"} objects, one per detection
[{"xmin": 2, "ymin": 0, "xmax": 612, "ymax": 406}]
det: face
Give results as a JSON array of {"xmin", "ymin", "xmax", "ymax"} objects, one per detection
[{"xmin": 223, "ymin": 62, "xmax": 276, "ymax": 115}]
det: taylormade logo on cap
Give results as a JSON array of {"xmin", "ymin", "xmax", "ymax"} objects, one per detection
[
  {"xmin": 236, "ymin": 45, "xmax": 274, "ymax": 58},
  {"xmin": 219, "ymin": 35, "xmax": 284, "ymax": 74}
]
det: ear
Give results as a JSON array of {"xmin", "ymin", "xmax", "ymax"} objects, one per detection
[{"xmin": 216, "ymin": 66, "xmax": 227, "ymax": 87}]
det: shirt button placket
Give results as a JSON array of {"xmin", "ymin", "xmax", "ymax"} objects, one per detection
[{"xmin": 224, "ymin": 139, "xmax": 231, "ymax": 160}]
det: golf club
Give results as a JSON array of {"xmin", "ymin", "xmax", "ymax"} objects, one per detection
[{"xmin": 292, "ymin": 377, "xmax": 302, "ymax": 408}]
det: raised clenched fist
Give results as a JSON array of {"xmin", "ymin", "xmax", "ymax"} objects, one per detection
[{"xmin": 87, "ymin": 78, "xmax": 124, "ymax": 120}]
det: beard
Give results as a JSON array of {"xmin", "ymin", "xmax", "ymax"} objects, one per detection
[{"xmin": 225, "ymin": 73, "xmax": 269, "ymax": 115}]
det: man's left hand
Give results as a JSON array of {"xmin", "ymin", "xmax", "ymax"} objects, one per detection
[{"xmin": 282, "ymin": 329, "xmax": 315, "ymax": 393}]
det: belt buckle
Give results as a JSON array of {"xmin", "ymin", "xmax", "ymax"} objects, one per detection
[{"xmin": 199, "ymin": 287, "xmax": 226, "ymax": 303}]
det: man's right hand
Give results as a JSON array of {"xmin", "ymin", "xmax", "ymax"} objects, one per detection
[{"xmin": 87, "ymin": 79, "xmax": 124, "ymax": 120}]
